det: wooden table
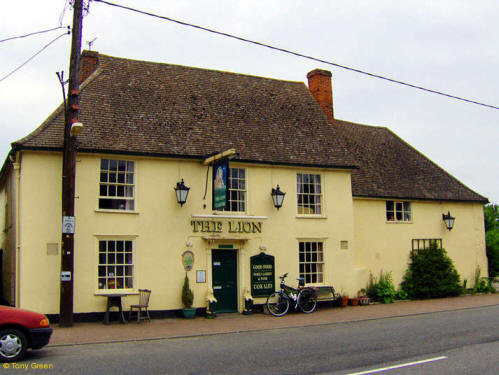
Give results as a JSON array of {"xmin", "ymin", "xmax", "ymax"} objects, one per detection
[{"xmin": 98, "ymin": 293, "xmax": 128, "ymax": 325}]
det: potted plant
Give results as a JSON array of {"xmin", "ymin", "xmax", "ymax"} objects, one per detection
[
  {"xmin": 181, "ymin": 273, "xmax": 196, "ymax": 318},
  {"xmin": 358, "ymin": 288, "xmax": 370, "ymax": 305},
  {"xmin": 338, "ymin": 291, "xmax": 349, "ymax": 307},
  {"xmin": 348, "ymin": 296, "xmax": 359, "ymax": 306}
]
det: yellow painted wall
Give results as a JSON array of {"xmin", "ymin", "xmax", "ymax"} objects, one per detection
[
  {"xmin": 17, "ymin": 151, "xmax": 355, "ymax": 314},
  {"xmin": 14, "ymin": 150, "xmax": 489, "ymax": 315},
  {"xmin": 1, "ymin": 162, "xmax": 18, "ymax": 306},
  {"xmin": 353, "ymin": 198, "xmax": 488, "ymax": 289},
  {"xmin": 18, "ymin": 152, "xmax": 61, "ymax": 312}
]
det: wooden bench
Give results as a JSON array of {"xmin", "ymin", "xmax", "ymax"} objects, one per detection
[{"xmin": 313, "ymin": 286, "xmax": 337, "ymax": 303}]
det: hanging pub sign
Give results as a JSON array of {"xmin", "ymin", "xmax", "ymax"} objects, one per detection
[
  {"xmin": 212, "ymin": 159, "xmax": 229, "ymax": 210},
  {"xmin": 250, "ymin": 252, "xmax": 275, "ymax": 298}
]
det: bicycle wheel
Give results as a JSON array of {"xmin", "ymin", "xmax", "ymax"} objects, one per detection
[
  {"xmin": 266, "ymin": 292, "xmax": 290, "ymax": 317},
  {"xmin": 298, "ymin": 289, "xmax": 317, "ymax": 313}
]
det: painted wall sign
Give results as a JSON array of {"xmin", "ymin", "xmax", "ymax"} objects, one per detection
[
  {"xmin": 191, "ymin": 220, "xmax": 262, "ymax": 234},
  {"xmin": 250, "ymin": 252, "xmax": 275, "ymax": 298},
  {"xmin": 213, "ymin": 160, "xmax": 228, "ymax": 210}
]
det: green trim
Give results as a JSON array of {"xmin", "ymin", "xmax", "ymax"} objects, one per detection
[{"xmin": 218, "ymin": 244, "xmax": 233, "ymax": 249}]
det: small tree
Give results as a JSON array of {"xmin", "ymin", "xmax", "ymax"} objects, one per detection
[
  {"xmin": 484, "ymin": 204, "xmax": 499, "ymax": 278},
  {"xmin": 182, "ymin": 274, "xmax": 194, "ymax": 308},
  {"xmin": 401, "ymin": 243, "xmax": 461, "ymax": 299}
]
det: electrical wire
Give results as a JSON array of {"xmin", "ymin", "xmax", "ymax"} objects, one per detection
[
  {"xmin": 59, "ymin": 0, "xmax": 70, "ymax": 26},
  {"xmin": 0, "ymin": 31, "xmax": 70, "ymax": 83},
  {"xmin": 93, "ymin": 0, "xmax": 498, "ymax": 111},
  {"xmin": 0, "ymin": 26, "xmax": 69, "ymax": 43}
]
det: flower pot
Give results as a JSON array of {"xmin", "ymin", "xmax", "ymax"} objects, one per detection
[
  {"xmin": 359, "ymin": 296, "xmax": 370, "ymax": 305},
  {"xmin": 339, "ymin": 296, "xmax": 349, "ymax": 307},
  {"xmin": 349, "ymin": 298, "xmax": 359, "ymax": 306},
  {"xmin": 182, "ymin": 308, "xmax": 197, "ymax": 319}
]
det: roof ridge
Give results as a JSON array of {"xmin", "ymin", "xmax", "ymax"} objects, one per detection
[{"xmin": 95, "ymin": 51, "xmax": 305, "ymax": 85}]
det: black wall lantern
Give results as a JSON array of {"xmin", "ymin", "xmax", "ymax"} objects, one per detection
[
  {"xmin": 442, "ymin": 211, "xmax": 455, "ymax": 231},
  {"xmin": 271, "ymin": 185, "xmax": 286, "ymax": 209},
  {"xmin": 175, "ymin": 179, "xmax": 190, "ymax": 206}
]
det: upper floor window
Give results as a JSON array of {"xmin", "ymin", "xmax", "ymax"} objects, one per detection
[
  {"xmin": 386, "ymin": 200, "xmax": 411, "ymax": 222},
  {"xmin": 297, "ymin": 173, "xmax": 322, "ymax": 215},
  {"xmin": 226, "ymin": 167, "xmax": 246, "ymax": 212},
  {"xmin": 99, "ymin": 159, "xmax": 135, "ymax": 210}
]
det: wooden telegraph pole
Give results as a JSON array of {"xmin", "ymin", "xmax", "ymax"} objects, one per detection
[{"xmin": 60, "ymin": 0, "xmax": 83, "ymax": 327}]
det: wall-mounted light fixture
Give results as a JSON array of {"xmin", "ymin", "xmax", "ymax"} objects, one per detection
[
  {"xmin": 271, "ymin": 185, "xmax": 285, "ymax": 209},
  {"xmin": 174, "ymin": 179, "xmax": 190, "ymax": 206},
  {"xmin": 442, "ymin": 211, "xmax": 455, "ymax": 231},
  {"xmin": 70, "ymin": 121, "xmax": 84, "ymax": 136}
]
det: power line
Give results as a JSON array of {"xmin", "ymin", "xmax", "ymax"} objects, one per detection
[
  {"xmin": 0, "ymin": 26, "xmax": 69, "ymax": 44},
  {"xmin": 93, "ymin": 0, "xmax": 498, "ymax": 111},
  {"xmin": 0, "ymin": 31, "xmax": 70, "ymax": 83},
  {"xmin": 59, "ymin": 0, "xmax": 70, "ymax": 26}
]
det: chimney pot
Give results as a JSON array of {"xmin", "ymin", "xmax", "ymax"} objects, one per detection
[{"xmin": 307, "ymin": 69, "xmax": 334, "ymax": 125}]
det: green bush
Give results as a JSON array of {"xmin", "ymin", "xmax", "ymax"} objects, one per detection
[
  {"xmin": 484, "ymin": 204, "xmax": 499, "ymax": 278},
  {"xmin": 366, "ymin": 271, "xmax": 397, "ymax": 304},
  {"xmin": 472, "ymin": 266, "xmax": 496, "ymax": 294},
  {"xmin": 182, "ymin": 274, "xmax": 194, "ymax": 308},
  {"xmin": 401, "ymin": 244, "xmax": 461, "ymax": 299}
]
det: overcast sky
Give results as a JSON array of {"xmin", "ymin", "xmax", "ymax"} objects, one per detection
[{"xmin": 1, "ymin": 0, "xmax": 497, "ymax": 203}]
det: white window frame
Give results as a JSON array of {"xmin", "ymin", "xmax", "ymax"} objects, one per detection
[
  {"xmin": 97, "ymin": 238, "xmax": 135, "ymax": 291},
  {"xmin": 298, "ymin": 241, "xmax": 324, "ymax": 284},
  {"xmin": 386, "ymin": 200, "xmax": 412, "ymax": 222},
  {"xmin": 225, "ymin": 167, "xmax": 246, "ymax": 212},
  {"xmin": 297, "ymin": 173, "xmax": 323, "ymax": 215},
  {"xmin": 98, "ymin": 158, "xmax": 135, "ymax": 211}
]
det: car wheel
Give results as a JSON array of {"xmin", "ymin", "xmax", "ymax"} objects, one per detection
[{"xmin": 0, "ymin": 328, "xmax": 27, "ymax": 362}]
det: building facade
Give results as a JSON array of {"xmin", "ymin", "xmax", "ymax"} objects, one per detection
[{"xmin": 0, "ymin": 52, "xmax": 488, "ymax": 317}]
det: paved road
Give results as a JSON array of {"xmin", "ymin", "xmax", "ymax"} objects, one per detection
[{"xmin": 5, "ymin": 305, "xmax": 498, "ymax": 375}]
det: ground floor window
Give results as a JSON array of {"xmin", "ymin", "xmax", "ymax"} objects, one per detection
[
  {"xmin": 98, "ymin": 239, "xmax": 134, "ymax": 289},
  {"xmin": 299, "ymin": 241, "xmax": 324, "ymax": 284},
  {"xmin": 412, "ymin": 238, "xmax": 442, "ymax": 252}
]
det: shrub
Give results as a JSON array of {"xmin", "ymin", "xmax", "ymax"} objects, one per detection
[
  {"xmin": 401, "ymin": 244, "xmax": 461, "ymax": 299},
  {"xmin": 472, "ymin": 266, "xmax": 496, "ymax": 294},
  {"xmin": 484, "ymin": 204, "xmax": 499, "ymax": 278},
  {"xmin": 182, "ymin": 274, "xmax": 194, "ymax": 308},
  {"xmin": 366, "ymin": 271, "xmax": 397, "ymax": 304}
]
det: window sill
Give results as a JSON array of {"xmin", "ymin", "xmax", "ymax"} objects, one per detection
[
  {"xmin": 94, "ymin": 289, "xmax": 139, "ymax": 296},
  {"xmin": 296, "ymin": 215, "xmax": 327, "ymax": 219},
  {"xmin": 385, "ymin": 221, "xmax": 413, "ymax": 224},
  {"xmin": 95, "ymin": 209, "xmax": 139, "ymax": 215}
]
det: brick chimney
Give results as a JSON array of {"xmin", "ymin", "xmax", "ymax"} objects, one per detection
[
  {"xmin": 79, "ymin": 50, "xmax": 99, "ymax": 84},
  {"xmin": 307, "ymin": 69, "xmax": 334, "ymax": 125}
]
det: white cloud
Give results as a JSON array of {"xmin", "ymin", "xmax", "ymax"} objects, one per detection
[{"xmin": 0, "ymin": 0, "xmax": 497, "ymax": 202}]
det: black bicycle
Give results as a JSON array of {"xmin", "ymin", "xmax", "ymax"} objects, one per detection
[{"xmin": 266, "ymin": 273, "xmax": 317, "ymax": 317}]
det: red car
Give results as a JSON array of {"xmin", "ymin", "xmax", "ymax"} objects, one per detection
[{"xmin": 0, "ymin": 306, "xmax": 52, "ymax": 362}]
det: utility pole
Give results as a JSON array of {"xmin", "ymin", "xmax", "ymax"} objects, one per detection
[{"xmin": 60, "ymin": 0, "xmax": 83, "ymax": 327}]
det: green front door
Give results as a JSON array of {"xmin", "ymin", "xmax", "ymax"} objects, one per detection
[{"xmin": 212, "ymin": 250, "xmax": 238, "ymax": 313}]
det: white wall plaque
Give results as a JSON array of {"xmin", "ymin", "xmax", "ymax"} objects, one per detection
[{"xmin": 62, "ymin": 216, "xmax": 75, "ymax": 234}]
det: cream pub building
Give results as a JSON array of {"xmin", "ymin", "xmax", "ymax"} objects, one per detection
[{"xmin": 0, "ymin": 51, "xmax": 488, "ymax": 318}]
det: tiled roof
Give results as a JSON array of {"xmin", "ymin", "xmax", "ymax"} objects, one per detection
[
  {"xmin": 13, "ymin": 53, "xmax": 356, "ymax": 169},
  {"xmin": 12, "ymin": 52, "xmax": 487, "ymax": 202},
  {"xmin": 335, "ymin": 119, "xmax": 487, "ymax": 202}
]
